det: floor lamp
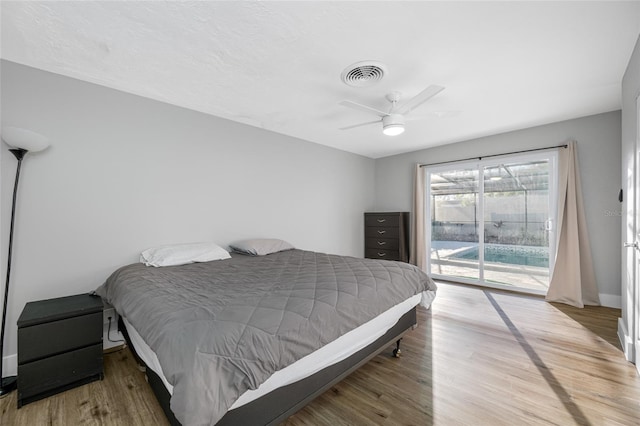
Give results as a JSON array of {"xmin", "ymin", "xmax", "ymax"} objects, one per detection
[{"xmin": 0, "ymin": 127, "xmax": 49, "ymax": 397}]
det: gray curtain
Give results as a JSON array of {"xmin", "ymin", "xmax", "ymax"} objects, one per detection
[
  {"xmin": 546, "ymin": 141, "xmax": 600, "ymax": 307},
  {"xmin": 410, "ymin": 163, "xmax": 427, "ymax": 270}
]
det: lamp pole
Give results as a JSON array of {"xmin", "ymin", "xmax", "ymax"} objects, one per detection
[
  {"xmin": 0, "ymin": 128, "xmax": 49, "ymax": 396},
  {"xmin": 0, "ymin": 148, "xmax": 27, "ymax": 396}
]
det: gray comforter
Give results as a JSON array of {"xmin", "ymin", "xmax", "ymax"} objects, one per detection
[{"xmin": 97, "ymin": 249, "xmax": 436, "ymax": 425}]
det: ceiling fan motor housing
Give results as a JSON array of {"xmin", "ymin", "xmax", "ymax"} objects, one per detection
[
  {"xmin": 383, "ymin": 114, "xmax": 405, "ymax": 127},
  {"xmin": 382, "ymin": 114, "xmax": 405, "ymax": 136}
]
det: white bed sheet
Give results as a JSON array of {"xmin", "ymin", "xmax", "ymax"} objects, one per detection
[{"xmin": 123, "ymin": 290, "xmax": 434, "ymax": 410}]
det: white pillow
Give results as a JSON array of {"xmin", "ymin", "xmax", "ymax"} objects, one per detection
[
  {"xmin": 140, "ymin": 242, "xmax": 231, "ymax": 267},
  {"xmin": 229, "ymin": 238, "xmax": 295, "ymax": 256}
]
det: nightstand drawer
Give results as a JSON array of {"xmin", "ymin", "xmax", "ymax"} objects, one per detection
[
  {"xmin": 18, "ymin": 343, "xmax": 103, "ymax": 405},
  {"xmin": 365, "ymin": 237, "xmax": 400, "ymax": 250},
  {"xmin": 18, "ymin": 311, "xmax": 102, "ymax": 364},
  {"xmin": 365, "ymin": 215, "xmax": 400, "ymax": 227},
  {"xmin": 365, "ymin": 248, "xmax": 401, "ymax": 261},
  {"xmin": 365, "ymin": 226, "xmax": 400, "ymax": 238}
]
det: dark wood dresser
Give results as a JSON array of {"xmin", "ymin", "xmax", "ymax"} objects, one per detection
[
  {"xmin": 364, "ymin": 212, "xmax": 410, "ymax": 262},
  {"xmin": 17, "ymin": 293, "xmax": 104, "ymax": 407}
]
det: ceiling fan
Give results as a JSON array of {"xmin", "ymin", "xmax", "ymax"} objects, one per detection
[{"xmin": 339, "ymin": 85, "xmax": 446, "ymax": 136}]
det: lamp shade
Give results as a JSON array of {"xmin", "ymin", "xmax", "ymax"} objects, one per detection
[{"xmin": 2, "ymin": 127, "xmax": 50, "ymax": 152}]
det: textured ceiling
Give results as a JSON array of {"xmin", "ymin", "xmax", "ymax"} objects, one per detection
[{"xmin": 2, "ymin": 1, "xmax": 639, "ymax": 158}]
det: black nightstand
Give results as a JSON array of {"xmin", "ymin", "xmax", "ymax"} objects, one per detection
[{"xmin": 17, "ymin": 293, "xmax": 104, "ymax": 407}]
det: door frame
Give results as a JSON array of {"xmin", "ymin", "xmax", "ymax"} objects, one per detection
[{"xmin": 634, "ymin": 95, "xmax": 640, "ymax": 373}]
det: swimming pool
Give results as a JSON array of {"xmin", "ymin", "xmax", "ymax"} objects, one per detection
[{"xmin": 451, "ymin": 244, "xmax": 549, "ymax": 268}]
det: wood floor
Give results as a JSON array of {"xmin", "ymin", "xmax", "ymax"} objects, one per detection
[{"xmin": 2, "ymin": 282, "xmax": 639, "ymax": 425}]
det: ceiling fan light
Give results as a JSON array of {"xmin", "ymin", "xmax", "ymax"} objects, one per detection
[
  {"xmin": 382, "ymin": 114, "xmax": 405, "ymax": 136},
  {"xmin": 383, "ymin": 124, "xmax": 405, "ymax": 136}
]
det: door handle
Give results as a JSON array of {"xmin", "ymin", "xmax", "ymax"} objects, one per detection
[{"xmin": 624, "ymin": 242, "xmax": 638, "ymax": 249}]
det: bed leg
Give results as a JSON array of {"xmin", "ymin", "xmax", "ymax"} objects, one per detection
[{"xmin": 392, "ymin": 339, "xmax": 402, "ymax": 358}]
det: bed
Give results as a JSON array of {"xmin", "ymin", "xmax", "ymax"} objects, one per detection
[{"xmin": 97, "ymin": 244, "xmax": 436, "ymax": 425}]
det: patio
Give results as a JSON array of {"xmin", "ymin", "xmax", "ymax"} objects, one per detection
[{"xmin": 430, "ymin": 241, "xmax": 549, "ymax": 292}]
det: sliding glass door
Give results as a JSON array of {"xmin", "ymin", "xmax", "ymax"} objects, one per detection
[
  {"xmin": 426, "ymin": 152, "xmax": 557, "ymax": 293},
  {"xmin": 428, "ymin": 167, "xmax": 480, "ymax": 280}
]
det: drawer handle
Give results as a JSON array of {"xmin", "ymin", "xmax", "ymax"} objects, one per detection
[
  {"xmin": 377, "ymin": 219, "xmax": 386, "ymax": 223},
  {"xmin": 377, "ymin": 230, "xmax": 386, "ymax": 235},
  {"xmin": 377, "ymin": 252, "xmax": 386, "ymax": 257},
  {"xmin": 377, "ymin": 241, "xmax": 387, "ymax": 246}
]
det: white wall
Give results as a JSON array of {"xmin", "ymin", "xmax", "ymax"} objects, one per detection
[
  {"xmin": 0, "ymin": 60, "xmax": 375, "ymax": 373},
  {"xmin": 0, "ymin": 57, "xmax": 629, "ymax": 377},
  {"xmin": 620, "ymin": 35, "xmax": 640, "ymax": 362},
  {"xmin": 374, "ymin": 111, "xmax": 622, "ymax": 307}
]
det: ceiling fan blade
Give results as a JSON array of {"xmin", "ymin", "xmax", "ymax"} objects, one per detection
[
  {"xmin": 339, "ymin": 119, "xmax": 381, "ymax": 130},
  {"xmin": 405, "ymin": 111, "xmax": 461, "ymax": 121},
  {"xmin": 339, "ymin": 100, "xmax": 388, "ymax": 117},
  {"xmin": 397, "ymin": 85, "xmax": 445, "ymax": 115},
  {"xmin": 429, "ymin": 110, "xmax": 460, "ymax": 118}
]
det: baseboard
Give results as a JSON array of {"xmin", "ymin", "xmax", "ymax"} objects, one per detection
[
  {"xmin": 1, "ymin": 352, "xmax": 17, "ymax": 377},
  {"xmin": 618, "ymin": 318, "xmax": 635, "ymax": 362},
  {"xmin": 599, "ymin": 293, "xmax": 621, "ymax": 308}
]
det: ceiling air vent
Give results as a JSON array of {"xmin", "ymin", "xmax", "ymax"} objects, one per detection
[{"xmin": 340, "ymin": 61, "xmax": 387, "ymax": 87}]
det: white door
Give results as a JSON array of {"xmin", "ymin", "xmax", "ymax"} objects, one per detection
[
  {"xmin": 622, "ymin": 95, "xmax": 639, "ymax": 368},
  {"xmin": 634, "ymin": 96, "xmax": 640, "ymax": 373}
]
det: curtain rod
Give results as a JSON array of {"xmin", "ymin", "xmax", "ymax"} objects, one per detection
[{"xmin": 419, "ymin": 144, "xmax": 568, "ymax": 168}]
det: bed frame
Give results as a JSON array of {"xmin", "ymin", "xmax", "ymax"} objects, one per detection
[{"xmin": 118, "ymin": 306, "xmax": 417, "ymax": 425}]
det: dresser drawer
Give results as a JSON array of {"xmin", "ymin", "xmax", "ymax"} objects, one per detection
[
  {"xmin": 365, "ymin": 248, "xmax": 401, "ymax": 261},
  {"xmin": 365, "ymin": 226, "xmax": 400, "ymax": 239},
  {"xmin": 365, "ymin": 237, "xmax": 400, "ymax": 250},
  {"xmin": 365, "ymin": 214, "xmax": 400, "ymax": 228},
  {"xmin": 18, "ymin": 311, "xmax": 102, "ymax": 364},
  {"xmin": 18, "ymin": 343, "xmax": 103, "ymax": 405},
  {"xmin": 364, "ymin": 212, "xmax": 409, "ymax": 263}
]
